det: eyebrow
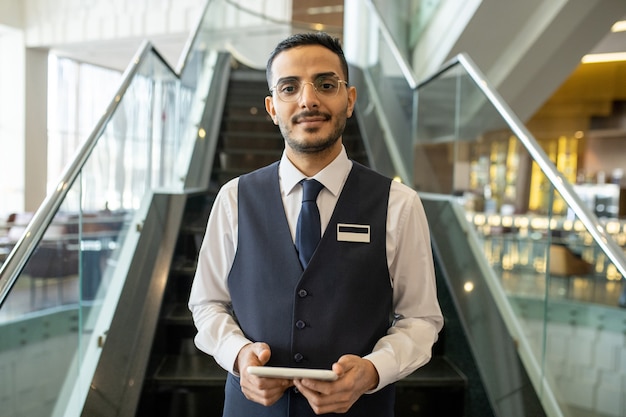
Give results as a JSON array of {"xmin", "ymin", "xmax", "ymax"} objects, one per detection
[{"xmin": 275, "ymin": 72, "xmax": 339, "ymax": 84}]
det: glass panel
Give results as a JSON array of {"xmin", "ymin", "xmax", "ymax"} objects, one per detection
[
  {"xmin": 414, "ymin": 58, "xmax": 626, "ymax": 416},
  {"xmin": 0, "ymin": 47, "xmax": 203, "ymax": 416},
  {"xmin": 408, "ymin": 0, "xmax": 442, "ymax": 52},
  {"xmin": 47, "ymin": 56, "xmax": 121, "ymax": 194},
  {"xmin": 345, "ymin": 2, "xmax": 417, "ymax": 183},
  {"xmin": 346, "ymin": 2, "xmax": 626, "ymax": 410},
  {"xmin": 345, "ymin": 2, "xmax": 626, "ymax": 415}
]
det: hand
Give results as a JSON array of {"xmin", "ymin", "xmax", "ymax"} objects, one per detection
[
  {"xmin": 236, "ymin": 342, "xmax": 294, "ymax": 406},
  {"xmin": 293, "ymin": 355, "xmax": 379, "ymax": 414}
]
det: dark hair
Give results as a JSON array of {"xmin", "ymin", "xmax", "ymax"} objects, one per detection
[{"xmin": 266, "ymin": 32, "xmax": 349, "ymax": 88}]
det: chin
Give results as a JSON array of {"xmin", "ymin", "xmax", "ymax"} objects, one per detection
[{"xmin": 293, "ymin": 137, "xmax": 339, "ymax": 154}]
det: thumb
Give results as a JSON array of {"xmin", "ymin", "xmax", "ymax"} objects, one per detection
[
  {"xmin": 333, "ymin": 354, "xmax": 360, "ymax": 376},
  {"xmin": 331, "ymin": 361, "xmax": 346, "ymax": 377},
  {"xmin": 254, "ymin": 342, "xmax": 272, "ymax": 365}
]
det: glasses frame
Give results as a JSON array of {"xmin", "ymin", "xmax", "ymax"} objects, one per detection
[{"xmin": 270, "ymin": 77, "xmax": 348, "ymax": 102}]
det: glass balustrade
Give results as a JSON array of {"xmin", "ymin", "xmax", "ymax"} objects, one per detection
[
  {"xmin": 0, "ymin": 7, "xmax": 216, "ymax": 415},
  {"xmin": 350, "ymin": 2, "xmax": 626, "ymax": 416},
  {"xmin": 0, "ymin": 1, "xmax": 346, "ymax": 415},
  {"xmin": 3, "ymin": 0, "xmax": 624, "ymax": 415}
]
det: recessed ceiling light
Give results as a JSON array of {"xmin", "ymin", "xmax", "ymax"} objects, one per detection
[
  {"xmin": 581, "ymin": 52, "xmax": 626, "ymax": 63},
  {"xmin": 611, "ymin": 20, "xmax": 626, "ymax": 32},
  {"xmin": 306, "ymin": 6, "xmax": 343, "ymax": 15}
]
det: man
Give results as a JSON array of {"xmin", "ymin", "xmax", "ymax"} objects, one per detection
[{"xmin": 189, "ymin": 32, "xmax": 443, "ymax": 416}]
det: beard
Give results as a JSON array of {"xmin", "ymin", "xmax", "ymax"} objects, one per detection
[{"xmin": 279, "ymin": 110, "xmax": 347, "ymax": 155}]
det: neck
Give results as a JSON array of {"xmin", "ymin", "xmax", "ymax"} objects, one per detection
[{"xmin": 286, "ymin": 141, "xmax": 342, "ymax": 177}]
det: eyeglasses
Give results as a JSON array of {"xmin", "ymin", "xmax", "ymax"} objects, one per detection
[{"xmin": 270, "ymin": 76, "xmax": 348, "ymax": 102}]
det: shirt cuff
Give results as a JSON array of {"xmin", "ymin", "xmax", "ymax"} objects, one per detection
[
  {"xmin": 362, "ymin": 349, "xmax": 397, "ymax": 393},
  {"xmin": 196, "ymin": 332, "xmax": 251, "ymax": 375}
]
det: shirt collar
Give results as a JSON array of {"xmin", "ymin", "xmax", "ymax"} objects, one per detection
[{"xmin": 279, "ymin": 146, "xmax": 352, "ymax": 197}]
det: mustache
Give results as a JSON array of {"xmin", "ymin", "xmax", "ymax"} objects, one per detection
[{"xmin": 292, "ymin": 111, "xmax": 331, "ymax": 123}]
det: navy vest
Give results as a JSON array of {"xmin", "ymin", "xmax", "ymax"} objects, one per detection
[{"xmin": 225, "ymin": 161, "xmax": 395, "ymax": 417}]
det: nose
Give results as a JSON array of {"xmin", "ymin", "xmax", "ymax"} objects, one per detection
[{"xmin": 298, "ymin": 82, "xmax": 319, "ymax": 107}]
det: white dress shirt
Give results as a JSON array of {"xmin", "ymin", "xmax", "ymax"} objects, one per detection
[{"xmin": 189, "ymin": 146, "xmax": 444, "ymax": 391}]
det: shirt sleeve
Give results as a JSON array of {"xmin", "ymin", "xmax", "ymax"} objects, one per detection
[
  {"xmin": 363, "ymin": 181, "xmax": 444, "ymax": 391},
  {"xmin": 188, "ymin": 178, "xmax": 251, "ymax": 374}
]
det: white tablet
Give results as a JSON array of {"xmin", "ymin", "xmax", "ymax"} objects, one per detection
[{"xmin": 247, "ymin": 366, "xmax": 338, "ymax": 381}]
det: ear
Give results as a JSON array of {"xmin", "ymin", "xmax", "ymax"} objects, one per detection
[
  {"xmin": 346, "ymin": 85, "xmax": 357, "ymax": 118},
  {"xmin": 265, "ymin": 95, "xmax": 278, "ymax": 124}
]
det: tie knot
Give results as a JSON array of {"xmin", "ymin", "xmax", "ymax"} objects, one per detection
[{"xmin": 301, "ymin": 179, "xmax": 324, "ymax": 202}]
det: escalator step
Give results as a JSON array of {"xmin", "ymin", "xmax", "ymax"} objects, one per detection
[
  {"xmin": 396, "ymin": 356, "xmax": 467, "ymax": 416},
  {"xmin": 398, "ymin": 356, "xmax": 466, "ymax": 388},
  {"xmin": 163, "ymin": 303, "xmax": 194, "ymax": 325},
  {"xmin": 152, "ymin": 354, "xmax": 464, "ymax": 390},
  {"xmin": 153, "ymin": 354, "xmax": 227, "ymax": 387}
]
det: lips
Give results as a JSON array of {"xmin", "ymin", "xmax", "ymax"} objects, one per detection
[{"xmin": 298, "ymin": 117, "xmax": 326, "ymax": 124}]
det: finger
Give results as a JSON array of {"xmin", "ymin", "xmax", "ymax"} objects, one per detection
[
  {"xmin": 295, "ymin": 378, "xmax": 334, "ymax": 396},
  {"xmin": 241, "ymin": 375, "xmax": 292, "ymax": 406},
  {"xmin": 294, "ymin": 380, "xmax": 345, "ymax": 415},
  {"xmin": 293, "ymin": 379, "xmax": 322, "ymax": 400}
]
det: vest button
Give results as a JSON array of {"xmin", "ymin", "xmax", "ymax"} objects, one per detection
[
  {"xmin": 295, "ymin": 320, "xmax": 306, "ymax": 329},
  {"xmin": 294, "ymin": 353, "xmax": 304, "ymax": 362},
  {"xmin": 298, "ymin": 289, "xmax": 308, "ymax": 298}
]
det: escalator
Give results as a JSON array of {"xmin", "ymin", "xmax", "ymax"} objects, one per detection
[
  {"xmin": 2, "ymin": 2, "xmax": 625, "ymax": 417},
  {"xmin": 133, "ymin": 64, "xmax": 470, "ymax": 417},
  {"xmin": 0, "ymin": 2, "xmax": 505, "ymax": 416}
]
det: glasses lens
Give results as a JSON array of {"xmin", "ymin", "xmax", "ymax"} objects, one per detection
[
  {"xmin": 314, "ymin": 76, "xmax": 340, "ymax": 96},
  {"xmin": 275, "ymin": 80, "xmax": 300, "ymax": 101},
  {"xmin": 274, "ymin": 77, "xmax": 343, "ymax": 102}
]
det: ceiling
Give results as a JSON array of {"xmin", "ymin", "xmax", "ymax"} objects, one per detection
[
  {"xmin": 50, "ymin": 32, "xmax": 191, "ymax": 72},
  {"xmin": 51, "ymin": 13, "xmax": 626, "ymax": 78},
  {"xmin": 588, "ymin": 21, "xmax": 626, "ymax": 56}
]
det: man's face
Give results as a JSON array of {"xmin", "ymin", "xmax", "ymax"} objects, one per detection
[{"xmin": 265, "ymin": 45, "xmax": 356, "ymax": 156}]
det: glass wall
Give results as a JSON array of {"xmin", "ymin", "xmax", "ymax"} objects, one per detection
[
  {"xmin": 0, "ymin": 27, "xmax": 25, "ymax": 219},
  {"xmin": 348, "ymin": 1, "xmax": 626, "ymax": 416},
  {"xmin": 47, "ymin": 56, "xmax": 121, "ymax": 200},
  {"xmin": 0, "ymin": 40, "xmax": 206, "ymax": 415}
]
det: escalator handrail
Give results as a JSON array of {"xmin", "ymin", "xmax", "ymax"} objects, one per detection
[
  {"xmin": 450, "ymin": 52, "xmax": 626, "ymax": 281},
  {"xmin": 175, "ymin": 0, "xmax": 214, "ymax": 73},
  {"xmin": 357, "ymin": 0, "xmax": 626, "ymax": 281},
  {"xmin": 363, "ymin": 0, "xmax": 418, "ymax": 89},
  {"xmin": 0, "ymin": 41, "xmax": 178, "ymax": 308}
]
